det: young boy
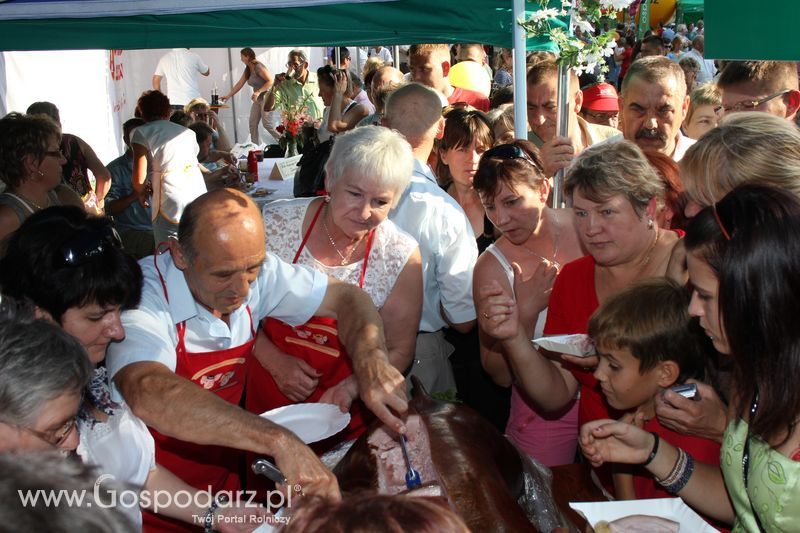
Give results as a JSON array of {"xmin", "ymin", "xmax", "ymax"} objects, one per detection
[{"xmin": 588, "ymin": 278, "xmax": 721, "ymax": 500}]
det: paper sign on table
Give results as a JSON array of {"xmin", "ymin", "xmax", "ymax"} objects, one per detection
[{"xmin": 269, "ymin": 155, "xmax": 303, "ymax": 180}]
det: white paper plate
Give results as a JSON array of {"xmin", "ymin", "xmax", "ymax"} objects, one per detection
[
  {"xmin": 569, "ymin": 498, "xmax": 717, "ymax": 532},
  {"xmin": 260, "ymin": 403, "xmax": 350, "ymax": 444},
  {"xmin": 533, "ymin": 333, "xmax": 596, "ymax": 357}
]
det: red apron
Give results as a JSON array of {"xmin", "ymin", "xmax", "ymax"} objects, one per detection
[
  {"xmin": 144, "ymin": 251, "xmax": 256, "ymax": 532},
  {"xmin": 245, "ymin": 200, "xmax": 375, "ymax": 445}
]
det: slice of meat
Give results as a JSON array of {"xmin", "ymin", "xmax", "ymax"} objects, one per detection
[{"xmin": 600, "ymin": 514, "xmax": 680, "ymax": 532}]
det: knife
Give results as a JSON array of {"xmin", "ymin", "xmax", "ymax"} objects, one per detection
[
  {"xmin": 399, "ymin": 435, "xmax": 422, "ymax": 489},
  {"xmin": 251, "ymin": 458, "xmax": 287, "ymax": 485}
]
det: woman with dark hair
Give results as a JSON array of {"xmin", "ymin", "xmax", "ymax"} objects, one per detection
[
  {"xmin": 220, "ymin": 48, "xmax": 276, "ymax": 144},
  {"xmin": 315, "ymin": 65, "xmax": 368, "ymax": 142},
  {"xmin": 131, "ymin": 90, "xmax": 206, "ymax": 245},
  {"xmin": 581, "ymin": 184, "xmax": 800, "ymax": 530},
  {"xmin": 0, "ymin": 112, "xmax": 83, "ymax": 244},
  {"xmin": 436, "ymin": 105, "xmax": 496, "ymax": 253},
  {"xmin": 473, "ymin": 141, "xmax": 584, "ymax": 463},
  {"xmin": 0, "ymin": 207, "xmax": 263, "ymax": 531},
  {"xmin": 26, "ymin": 101, "xmax": 111, "ymax": 214}
]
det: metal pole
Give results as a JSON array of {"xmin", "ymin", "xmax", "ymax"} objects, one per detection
[
  {"xmin": 392, "ymin": 45, "xmax": 400, "ymax": 68},
  {"xmin": 354, "ymin": 45, "xmax": 361, "ymax": 74},
  {"xmin": 552, "ymin": 5, "xmax": 574, "ymax": 209},
  {"xmin": 227, "ymin": 47, "xmax": 239, "ymax": 144},
  {"xmin": 512, "ymin": 0, "xmax": 527, "ymax": 140}
]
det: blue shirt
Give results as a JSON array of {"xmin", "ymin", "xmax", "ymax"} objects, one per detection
[{"xmin": 105, "ymin": 152, "xmax": 153, "ymax": 232}]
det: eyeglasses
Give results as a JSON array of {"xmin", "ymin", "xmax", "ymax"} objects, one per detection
[
  {"xmin": 582, "ymin": 110, "xmax": 619, "ymax": 122},
  {"xmin": 483, "ymin": 143, "xmax": 540, "ymax": 169},
  {"xmin": 722, "ymin": 89, "xmax": 791, "ymax": 113},
  {"xmin": 44, "ymin": 149, "xmax": 65, "ymax": 159},
  {"xmin": 59, "ymin": 223, "xmax": 123, "ymax": 267},
  {"xmin": 24, "ymin": 416, "xmax": 78, "ymax": 448}
]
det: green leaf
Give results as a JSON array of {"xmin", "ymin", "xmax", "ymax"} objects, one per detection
[{"xmin": 767, "ymin": 461, "xmax": 787, "ymax": 485}]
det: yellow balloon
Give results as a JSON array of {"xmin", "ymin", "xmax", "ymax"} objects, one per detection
[
  {"xmin": 637, "ymin": 0, "xmax": 677, "ymax": 29},
  {"xmin": 448, "ymin": 61, "xmax": 491, "ymax": 97}
]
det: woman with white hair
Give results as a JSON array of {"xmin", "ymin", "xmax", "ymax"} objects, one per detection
[{"xmin": 247, "ymin": 125, "xmax": 422, "ymax": 444}]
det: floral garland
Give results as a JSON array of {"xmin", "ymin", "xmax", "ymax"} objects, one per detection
[{"xmin": 520, "ymin": 0, "xmax": 635, "ymax": 78}]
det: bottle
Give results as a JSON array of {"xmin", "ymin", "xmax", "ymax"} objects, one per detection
[
  {"xmin": 247, "ymin": 150, "xmax": 258, "ymax": 181},
  {"xmin": 211, "ymin": 85, "xmax": 219, "ymax": 106}
]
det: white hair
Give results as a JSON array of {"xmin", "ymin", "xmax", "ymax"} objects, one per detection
[{"xmin": 325, "ymin": 125, "xmax": 413, "ymax": 207}]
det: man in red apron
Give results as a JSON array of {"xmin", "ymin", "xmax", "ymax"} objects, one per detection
[{"xmin": 106, "ymin": 189, "xmax": 408, "ymax": 532}]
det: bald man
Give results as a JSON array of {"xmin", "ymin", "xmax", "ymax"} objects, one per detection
[
  {"xmin": 107, "ymin": 189, "xmax": 406, "ymax": 530},
  {"xmin": 358, "ymin": 66, "xmax": 406, "ymax": 127}
]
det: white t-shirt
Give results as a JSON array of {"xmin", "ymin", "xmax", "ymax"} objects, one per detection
[
  {"xmin": 106, "ymin": 251, "xmax": 328, "ymax": 401},
  {"xmin": 154, "ymin": 49, "xmax": 209, "ymax": 106},
  {"xmin": 369, "ymin": 47, "xmax": 394, "ymax": 65},
  {"xmin": 130, "ymin": 120, "xmax": 206, "ymax": 223},
  {"xmin": 77, "ymin": 369, "xmax": 156, "ymax": 530},
  {"xmin": 388, "ymin": 160, "xmax": 477, "ymax": 332}
]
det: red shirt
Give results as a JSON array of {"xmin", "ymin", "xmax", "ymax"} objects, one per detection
[
  {"xmin": 543, "ymin": 255, "xmax": 615, "ymax": 425},
  {"xmin": 449, "ymin": 86, "xmax": 490, "ymax": 112}
]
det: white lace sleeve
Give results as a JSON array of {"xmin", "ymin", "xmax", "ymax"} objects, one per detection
[
  {"xmin": 361, "ymin": 219, "xmax": 418, "ymax": 309},
  {"xmin": 262, "ymin": 198, "xmax": 314, "ymax": 262}
]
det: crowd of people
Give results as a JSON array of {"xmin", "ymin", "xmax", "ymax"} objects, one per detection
[{"xmin": 1, "ymin": 25, "xmax": 800, "ymax": 532}]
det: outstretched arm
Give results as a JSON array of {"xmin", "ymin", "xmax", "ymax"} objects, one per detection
[
  {"xmin": 115, "ymin": 361, "xmax": 340, "ymax": 501},
  {"xmin": 315, "ymin": 278, "xmax": 408, "ymax": 433}
]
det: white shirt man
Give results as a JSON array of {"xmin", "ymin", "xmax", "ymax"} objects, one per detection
[{"xmin": 152, "ymin": 48, "xmax": 210, "ymax": 107}]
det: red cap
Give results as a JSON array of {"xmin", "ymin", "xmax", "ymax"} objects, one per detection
[{"xmin": 582, "ymin": 83, "xmax": 619, "ymax": 112}]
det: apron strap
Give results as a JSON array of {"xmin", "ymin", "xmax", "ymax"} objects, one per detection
[{"xmin": 294, "ymin": 198, "xmax": 375, "ymax": 288}]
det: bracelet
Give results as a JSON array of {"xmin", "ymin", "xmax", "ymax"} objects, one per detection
[
  {"xmin": 656, "ymin": 448, "xmax": 695, "ymax": 494},
  {"xmin": 203, "ymin": 493, "xmax": 229, "ymax": 533},
  {"xmin": 642, "ymin": 432, "xmax": 660, "ymax": 466}
]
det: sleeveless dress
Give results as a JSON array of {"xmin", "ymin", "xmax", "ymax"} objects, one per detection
[{"xmin": 485, "ymin": 243, "xmax": 580, "ymax": 466}]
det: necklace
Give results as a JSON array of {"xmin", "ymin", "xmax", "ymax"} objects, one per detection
[
  {"xmin": 7, "ymin": 192, "xmax": 49, "ymax": 214},
  {"xmin": 322, "ymin": 204, "xmax": 363, "ymax": 266},
  {"xmin": 637, "ymin": 228, "xmax": 661, "ymax": 273},
  {"xmin": 521, "ymin": 209, "xmax": 562, "ymax": 270}
]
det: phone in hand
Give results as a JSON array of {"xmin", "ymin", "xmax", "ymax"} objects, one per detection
[{"xmin": 670, "ymin": 383, "xmax": 700, "ymax": 401}]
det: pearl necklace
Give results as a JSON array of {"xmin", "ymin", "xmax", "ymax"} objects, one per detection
[{"xmin": 322, "ymin": 204, "xmax": 364, "ymax": 266}]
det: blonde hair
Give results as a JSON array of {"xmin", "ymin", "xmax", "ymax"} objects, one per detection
[
  {"xmin": 184, "ymin": 97, "xmax": 209, "ymax": 114},
  {"xmin": 680, "ymin": 111, "xmax": 800, "ymax": 206},
  {"xmin": 565, "ymin": 140, "xmax": 665, "ymax": 214},
  {"xmin": 362, "ymin": 57, "xmax": 384, "ymax": 80},
  {"xmin": 684, "ymin": 83, "xmax": 721, "ymax": 124},
  {"xmin": 409, "ymin": 44, "xmax": 449, "ymax": 63}
]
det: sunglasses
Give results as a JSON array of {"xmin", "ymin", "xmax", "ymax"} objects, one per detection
[
  {"xmin": 59, "ymin": 223, "xmax": 123, "ymax": 267},
  {"xmin": 483, "ymin": 143, "xmax": 539, "ymax": 169}
]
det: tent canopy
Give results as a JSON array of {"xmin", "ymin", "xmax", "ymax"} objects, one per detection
[
  {"xmin": 0, "ymin": 0, "xmax": 515, "ymax": 51},
  {"xmin": 705, "ymin": 0, "xmax": 800, "ymax": 60},
  {"xmin": 676, "ymin": 0, "xmax": 703, "ymax": 25}
]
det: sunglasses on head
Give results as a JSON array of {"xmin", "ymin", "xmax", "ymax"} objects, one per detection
[
  {"xmin": 59, "ymin": 222, "xmax": 123, "ymax": 267},
  {"xmin": 483, "ymin": 143, "xmax": 539, "ymax": 168}
]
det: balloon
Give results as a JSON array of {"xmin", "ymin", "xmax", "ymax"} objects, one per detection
[
  {"xmin": 448, "ymin": 60, "xmax": 491, "ymax": 97},
  {"xmin": 636, "ymin": 0, "xmax": 677, "ymax": 29}
]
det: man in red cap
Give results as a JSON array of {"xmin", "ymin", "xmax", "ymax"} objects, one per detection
[{"xmin": 580, "ymin": 82, "xmax": 620, "ymax": 129}]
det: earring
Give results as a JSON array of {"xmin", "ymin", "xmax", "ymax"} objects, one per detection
[{"xmin": 647, "ymin": 218, "xmax": 654, "ymax": 229}]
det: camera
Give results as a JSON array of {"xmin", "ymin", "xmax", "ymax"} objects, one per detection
[{"xmin": 670, "ymin": 383, "xmax": 700, "ymax": 401}]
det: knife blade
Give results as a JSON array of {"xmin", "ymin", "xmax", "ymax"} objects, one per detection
[{"xmin": 251, "ymin": 458, "xmax": 287, "ymax": 485}]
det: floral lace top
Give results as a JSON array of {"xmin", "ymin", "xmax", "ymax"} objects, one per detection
[
  {"xmin": 263, "ymin": 197, "xmax": 418, "ymax": 308},
  {"xmin": 721, "ymin": 418, "xmax": 800, "ymax": 532},
  {"xmin": 78, "ymin": 366, "xmax": 119, "ymax": 427}
]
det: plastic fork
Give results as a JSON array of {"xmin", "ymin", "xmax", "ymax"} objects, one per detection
[{"xmin": 399, "ymin": 435, "xmax": 422, "ymax": 489}]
